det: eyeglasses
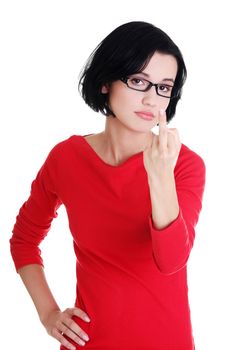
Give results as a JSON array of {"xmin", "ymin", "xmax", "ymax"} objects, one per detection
[{"xmin": 120, "ymin": 75, "xmax": 177, "ymax": 99}]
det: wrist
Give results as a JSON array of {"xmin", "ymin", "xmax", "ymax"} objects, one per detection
[
  {"xmin": 148, "ymin": 170, "xmax": 175, "ymax": 188},
  {"xmin": 40, "ymin": 307, "xmax": 61, "ymax": 326}
]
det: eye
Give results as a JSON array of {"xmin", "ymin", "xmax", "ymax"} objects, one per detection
[
  {"xmin": 129, "ymin": 77, "xmax": 146, "ymax": 86},
  {"xmin": 158, "ymin": 84, "xmax": 172, "ymax": 93}
]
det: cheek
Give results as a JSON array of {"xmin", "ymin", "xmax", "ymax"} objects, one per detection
[{"xmin": 109, "ymin": 89, "xmax": 135, "ymax": 112}]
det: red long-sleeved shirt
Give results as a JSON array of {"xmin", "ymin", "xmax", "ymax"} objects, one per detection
[{"xmin": 10, "ymin": 134, "xmax": 206, "ymax": 350}]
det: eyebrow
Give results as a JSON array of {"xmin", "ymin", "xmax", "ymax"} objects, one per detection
[{"xmin": 137, "ymin": 71, "xmax": 175, "ymax": 83}]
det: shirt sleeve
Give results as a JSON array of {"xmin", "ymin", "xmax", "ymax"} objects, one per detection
[
  {"xmin": 148, "ymin": 147, "xmax": 206, "ymax": 275},
  {"xmin": 10, "ymin": 149, "xmax": 62, "ymax": 272}
]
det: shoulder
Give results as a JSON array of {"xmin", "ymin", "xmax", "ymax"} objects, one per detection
[
  {"xmin": 42, "ymin": 135, "xmax": 85, "ymax": 169},
  {"xmin": 49, "ymin": 135, "xmax": 81, "ymax": 152},
  {"xmin": 175, "ymin": 143, "xmax": 206, "ymax": 181},
  {"xmin": 46, "ymin": 135, "xmax": 82, "ymax": 159},
  {"xmin": 179, "ymin": 143, "xmax": 205, "ymax": 167}
]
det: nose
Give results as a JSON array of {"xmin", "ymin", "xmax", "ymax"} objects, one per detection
[{"xmin": 141, "ymin": 86, "xmax": 160, "ymax": 107}]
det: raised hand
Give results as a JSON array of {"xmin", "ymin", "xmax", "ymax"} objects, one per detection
[
  {"xmin": 143, "ymin": 109, "xmax": 181, "ymax": 230},
  {"xmin": 143, "ymin": 109, "xmax": 181, "ymax": 180}
]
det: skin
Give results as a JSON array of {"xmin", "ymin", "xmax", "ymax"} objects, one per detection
[
  {"xmin": 18, "ymin": 51, "xmax": 181, "ymax": 349},
  {"xmin": 99, "ymin": 51, "xmax": 181, "ymax": 228}
]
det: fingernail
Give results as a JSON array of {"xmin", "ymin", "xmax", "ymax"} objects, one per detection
[
  {"xmin": 84, "ymin": 316, "xmax": 91, "ymax": 322},
  {"xmin": 83, "ymin": 334, "xmax": 89, "ymax": 341}
]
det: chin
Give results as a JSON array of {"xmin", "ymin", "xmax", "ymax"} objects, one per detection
[{"xmin": 126, "ymin": 124, "xmax": 155, "ymax": 134}]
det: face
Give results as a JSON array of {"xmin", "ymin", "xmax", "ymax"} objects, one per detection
[{"xmin": 101, "ymin": 51, "xmax": 178, "ymax": 132}]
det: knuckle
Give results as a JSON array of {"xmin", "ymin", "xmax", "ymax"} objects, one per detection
[
  {"xmin": 63, "ymin": 308, "xmax": 69, "ymax": 316},
  {"xmin": 73, "ymin": 307, "xmax": 81, "ymax": 316},
  {"xmin": 80, "ymin": 310, "xmax": 87, "ymax": 318},
  {"xmin": 58, "ymin": 332, "xmax": 64, "ymax": 342},
  {"xmin": 50, "ymin": 327, "xmax": 57, "ymax": 337},
  {"xmin": 160, "ymin": 127, "xmax": 167, "ymax": 134},
  {"xmin": 158, "ymin": 149, "xmax": 167, "ymax": 157},
  {"xmin": 55, "ymin": 319, "xmax": 61, "ymax": 328},
  {"xmin": 80, "ymin": 330, "xmax": 88, "ymax": 339},
  {"xmin": 66, "ymin": 319, "xmax": 73, "ymax": 327},
  {"xmin": 73, "ymin": 335, "xmax": 85, "ymax": 345},
  {"xmin": 62, "ymin": 325, "xmax": 69, "ymax": 333},
  {"xmin": 75, "ymin": 307, "xmax": 86, "ymax": 319},
  {"xmin": 62, "ymin": 339, "xmax": 74, "ymax": 348},
  {"xmin": 76, "ymin": 324, "xmax": 84, "ymax": 333}
]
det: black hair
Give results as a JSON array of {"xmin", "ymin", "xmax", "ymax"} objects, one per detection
[{"xmin": 78, "ymin": 21, "xmax": 187, "ymax": 123}]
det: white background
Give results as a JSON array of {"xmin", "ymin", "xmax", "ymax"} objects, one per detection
[{"xmin": 0, "ymin": 0, "xmax": 232, "ymax": 349}]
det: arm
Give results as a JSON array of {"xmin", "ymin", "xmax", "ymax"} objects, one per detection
[
  {"xmin": 10, "ymin": 148, "xmax": 90, "ymax": 349},
  {"xmin": 18, "ymin": 264, "xmax": 90, "ymax": 350},
  {"xmin": 143, "ymin": 109, "xmax": 182, "ymax": 232},
  {"xmin": 143, "ymin": 110, "xmax": 206, "ymax": 274},
  {"xmin": 18, "ymin": 264, "xmax": 60, "ymax": 323},
  {"xmin": 148, "ymin": 171, "xmax": 179, "ymax": 230}
]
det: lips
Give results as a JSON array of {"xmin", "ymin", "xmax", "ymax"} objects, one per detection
[{"xmin": 135, "ymin": 111, "xmax": 154, "ymax": 121}]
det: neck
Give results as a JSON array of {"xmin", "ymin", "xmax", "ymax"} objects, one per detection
[{"xmin": 100, "ymin": 116, "xmax": 153, "ymax": 165}]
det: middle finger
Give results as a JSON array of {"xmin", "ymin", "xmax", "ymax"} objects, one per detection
[{"xmin": 158, "ymin": 109, "xmax": 167, "ymax": 150}]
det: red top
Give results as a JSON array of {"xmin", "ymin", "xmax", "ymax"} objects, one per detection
[{"xmin": 10, "ymin": 134, "xmax": 206, "ymax": 350}]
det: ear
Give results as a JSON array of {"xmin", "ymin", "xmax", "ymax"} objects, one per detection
[{"xmin": 101, "ymin": 84, "xmax": 109, "ymax": 94}]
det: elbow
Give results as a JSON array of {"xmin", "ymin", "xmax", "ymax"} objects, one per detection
[
  {"xmin": 152, "ymin": 252, "xmax": 189, "ymax": 275},
  {"xmin": 9, "ymin": 237, "xmax": 44, "ymax": 272}
]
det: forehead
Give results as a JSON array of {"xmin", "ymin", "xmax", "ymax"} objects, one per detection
[{"xmin": 140, "ymin": 52, "xmax": 178, "ymax": 80}]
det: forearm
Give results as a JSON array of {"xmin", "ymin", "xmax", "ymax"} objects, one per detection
[
  {"xmin": 148, "ymin": 172, "xmax": 179, "ymax": 230},
  {"xmin": 18, "ymin": 264, "xmax": 91, "ymax": 349},
  {"xmin": 147, "ymin": 172, "xmax": 190, "ymax": 274},
  {"xmin": 18, "ymin": 264, "xmax": 60, "ymax": 324}
]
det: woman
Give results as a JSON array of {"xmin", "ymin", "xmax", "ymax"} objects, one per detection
[{"xmin": 10, "ymin": 21, "xmax": 206, "ymax": 350}]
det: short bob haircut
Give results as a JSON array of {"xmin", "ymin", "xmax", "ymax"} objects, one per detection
[{"xmin": 78, "ymin": 21, "xmax": 187, "ymax": 123}]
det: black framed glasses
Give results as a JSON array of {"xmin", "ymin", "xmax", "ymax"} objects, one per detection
[{"xmin": 120, "ymin": 75, "xmax": 177, "ymax": 99}]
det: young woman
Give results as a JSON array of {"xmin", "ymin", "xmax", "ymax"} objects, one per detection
[{"xmin": 10, "ymin": 21, "xmax": 206, "ymax": 350}]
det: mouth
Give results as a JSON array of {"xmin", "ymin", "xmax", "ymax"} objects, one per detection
[{"xmin": 134, "ymin": 111, "xmax": 155, "ymax": 121}]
